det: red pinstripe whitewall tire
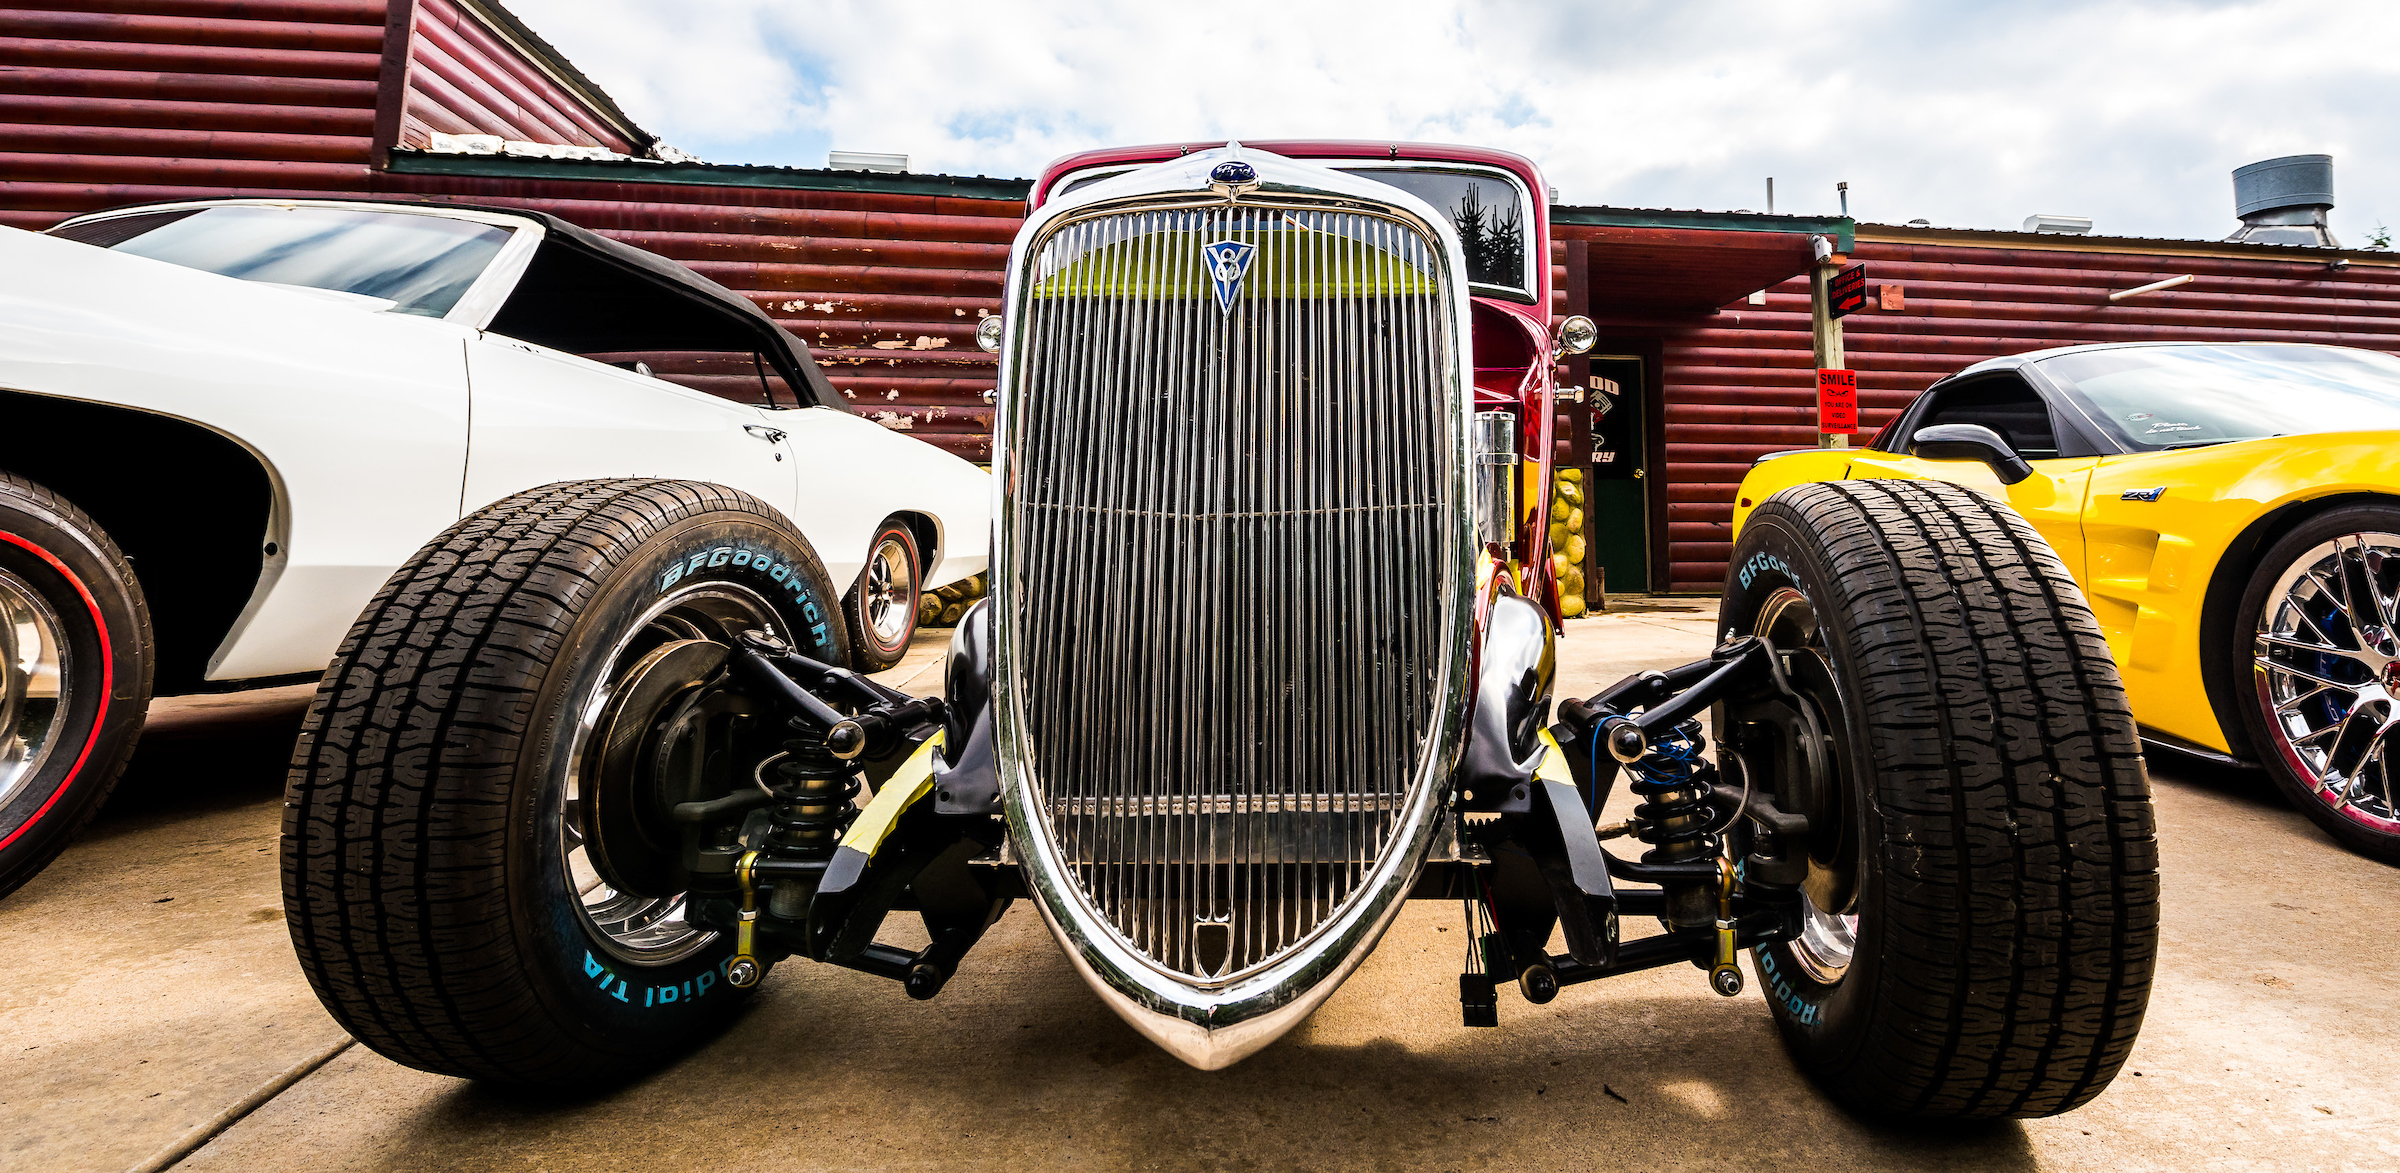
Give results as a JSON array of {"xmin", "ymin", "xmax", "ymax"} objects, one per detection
[{"xmin": 0, "ymin": 473, "xmax": 151, "ymax": 900}]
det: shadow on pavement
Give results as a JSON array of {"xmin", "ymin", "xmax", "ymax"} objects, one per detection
[
  {"xmin": 2140, "ymin": 744, "xmax": 2284, "ymax": 813},
  {"xmin": 83, "ymin": 687, "xmax": 315, "ymax": 838},
  {"xmin": 364, "ymin": 964, "xmax": 2040, "ymax": 1173}
]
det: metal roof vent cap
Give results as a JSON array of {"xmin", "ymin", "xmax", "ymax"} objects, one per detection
[
  {"xmin": 829, "ymin": 150, "xmax": 909, "ymax": 174},
  {"xmin": 2228, "ymin": 154, "xmax": 2337, "ymax": 247},
  {"xmin": 2024, "ymin": 214, "xmax": 2092, "ymax": 235}
]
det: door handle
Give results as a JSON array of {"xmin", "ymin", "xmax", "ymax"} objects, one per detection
[{"xmin": 744, "ymin": 425, "xmax": 788, "ymax": 444}]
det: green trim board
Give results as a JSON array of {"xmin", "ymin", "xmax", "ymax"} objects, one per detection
[
  {"xmin": 1552, "ymin": 205, "xmax": 1854, "ymax": 252},
  {"xmin": 385, "ymin": 150, "xmax": 1036, "ymax": 201}
]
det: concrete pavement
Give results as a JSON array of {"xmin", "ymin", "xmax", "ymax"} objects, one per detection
[{"xmin": 4, "ymin": 604, "xmax": 2396, "ymax": 1172}]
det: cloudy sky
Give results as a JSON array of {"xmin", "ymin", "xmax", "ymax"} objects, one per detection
[{"xmin": 507, "ymin": 0, "xmax": 2400, "ymax": 244}]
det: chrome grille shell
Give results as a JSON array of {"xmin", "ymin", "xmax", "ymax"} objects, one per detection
[{"xmin": 989, "ymin": 148, "xmax": 1476, "ymax": 1069}]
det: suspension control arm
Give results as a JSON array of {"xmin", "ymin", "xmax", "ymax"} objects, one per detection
[
  {"xmin": 1555, "ymin": 637, "xmax": 1777, "ymax": 754},
  {"xmin": 729, "ymin": 630, "xmax": 949, "ymax": 761},
  {"xmin": 1547, "ymin": 907, "xmax": 1799, "ymax": 988}
]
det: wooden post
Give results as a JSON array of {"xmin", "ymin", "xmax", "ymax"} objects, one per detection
[
  {"xmin": 370, "ymin": 0, "xmax": 421, "ymax": 171},
  {"xmin": 1810, "ymin": 246, "xmax": 1848, "ymax": 450}
]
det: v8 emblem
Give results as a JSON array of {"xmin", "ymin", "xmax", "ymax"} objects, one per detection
[{"xmin": 1201, "ymin": 239, "xmax": 1256, "ymax": 315}]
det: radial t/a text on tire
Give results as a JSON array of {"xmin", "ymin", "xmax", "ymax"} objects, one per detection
[
  {"xmin": 282, "ymin": 479, "xmax": 848, "ymax": 1085},
  {"xmin": 1721, "ymin": 478, "xmax": 2157, "ymax": 1119}
]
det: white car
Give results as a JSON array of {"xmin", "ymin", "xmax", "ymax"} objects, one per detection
[{"xmin": 0, "ymin": 198, "xmax": 990, "ymax": 898}]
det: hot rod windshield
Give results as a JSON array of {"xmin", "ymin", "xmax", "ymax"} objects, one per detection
[
  {"xmin": 2032, "ymin": 344, "xmax": 2400, "ymax": 450},
  {"xmin": 1330, "ymin": 167, "xmax": 1533, "ymax": 300},
  {"xmin": 49, "ymin": 205, "xmax": 512, "ymax": 319},
  {"xmin": 1051, "ymin": 160, "xmax": 1537, "ymax": 300}
]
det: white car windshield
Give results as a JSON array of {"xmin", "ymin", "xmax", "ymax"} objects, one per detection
[
  {"xmin": 2034, "ymin": 344, "xmax": 2400, "ymax": 450},
  {"xmin": 50, "ymin": 205, "xmax": 511, "ymax": 319}
]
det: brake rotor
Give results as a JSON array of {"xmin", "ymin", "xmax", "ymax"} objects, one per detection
[
  {"xmin": 583, "ymin": 638, "xmax": 729, "ymax": 899},
  {"xmin": 1775, "ymin": 645, "xmax": 1865, "ymax": 916},
  {"xmin": 1724, "ymin": 586, "xmax": 1868, "ymax": 918}
]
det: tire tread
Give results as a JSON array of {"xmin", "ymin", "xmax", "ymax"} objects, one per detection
[
  {"xmin": 1744, "ymin": 478, "xmax": 2155, "ymax": 1118},
  {"xmin": 282, "ymin": 479, "xmax": 794, "ymax": 1082}
]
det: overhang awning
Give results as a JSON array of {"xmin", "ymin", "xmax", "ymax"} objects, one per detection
[{"xmin": 1553, "ymin": 207, "xmax": 1854, "ymax": 313}]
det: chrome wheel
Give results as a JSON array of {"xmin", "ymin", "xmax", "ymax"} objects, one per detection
[
  {"xmin": 560, "ymin": 581, "xmax": 787, "ymax": 966},
  {"xmin": 1738, "ymin": 585, "xmax": 1866, "ymax": 985},
  {"xmin": 863, "ymin": 534, "xmax": 916, "ymax": 646},
  {"xmin": 0, "ymin": 567, "xmax": 68, "ymax": 812},
  {"xmin": 2255, "ymin": 531, "xmax": 2400, "ymax": 834},
  {"xmin": 1747, "ymin": 586, "xmax": 1864, "ymax": 918},
  {"xmin": 1792, "ymin": 891, "xmax": 1859, "ymax": 983}
]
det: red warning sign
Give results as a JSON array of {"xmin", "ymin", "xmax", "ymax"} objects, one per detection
[{"xmin": 1817, "ymin": 368, "xmax": 1858, "ymax": 434}]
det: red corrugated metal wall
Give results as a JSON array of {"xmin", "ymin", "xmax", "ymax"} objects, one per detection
[
  {"xmin": 1613, "ymin": 232, "xmax": 2400, "ymax": 592},
  {"xmin": 400, "ymin": 0, "xmax": 638, "ymax": 153},
  {"xmin": 0, "ymin": 0, "xmax": 387, "ymax": 230}
]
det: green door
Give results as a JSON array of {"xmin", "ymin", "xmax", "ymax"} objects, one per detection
[{"xmin": 1584, "ymin": 356, "xmax": 1648, "ymax": 596}]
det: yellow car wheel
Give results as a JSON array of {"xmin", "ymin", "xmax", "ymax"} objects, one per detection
[{"xmin": 2238, "ymin": 505, "xmax": 2400, "ymax": 864}]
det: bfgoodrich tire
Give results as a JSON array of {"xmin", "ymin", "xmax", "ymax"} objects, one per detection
[
  {"xmin": 1721, "ymin": 479, "xmax": 2157, "ymax": 1119},
  {"xmin": 0, "ymin": 472, "xmax": 151, "ymax": 901},
  {"xmin": 283, "ymin": 480, "xmax": 848, "ymax": 1085}
]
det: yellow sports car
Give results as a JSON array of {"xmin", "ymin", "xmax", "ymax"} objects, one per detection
[{"xmin": 1733, "ymin": 341, "xmax": 2400, "ymax": 863}]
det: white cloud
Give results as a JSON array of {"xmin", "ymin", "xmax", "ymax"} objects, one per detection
[{"xmin": 504, "ymin": 0, "xmax": 2400, "ymax": 241}]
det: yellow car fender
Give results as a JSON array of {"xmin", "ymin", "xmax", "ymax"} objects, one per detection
[
  {"xmin": 2082, "ymin": 431, "xmax": 2400, "ymax": 755},
  {"xmin": 1731, "ymin": 430, "xmax": 2400, "ymax": 758},
  {"xmin": 1730, "ymin": 449, "xmax": 1854, "ymax": 542}
]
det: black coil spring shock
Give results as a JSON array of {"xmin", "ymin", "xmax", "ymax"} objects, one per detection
[
  {"xmin": 1620, "ymin": 718, "xmax": 1720, "ymax": 928},
  {"xmin": 763, "ymin": 726, "xmax": 861, "ymax": 921},
  {"xmin": 768, "ymin": 727, "xmax": 859, "ymax": 859}
]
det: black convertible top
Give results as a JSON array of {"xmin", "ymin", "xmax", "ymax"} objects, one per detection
[{"xmin": 437, "ymin": 200, "xmax": 845, "ymax": 412}]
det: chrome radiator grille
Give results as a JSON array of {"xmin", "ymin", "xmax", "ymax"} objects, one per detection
[{"xmin": 1003, "ymin": 204, "xmax": 1455, "ymax": 982}]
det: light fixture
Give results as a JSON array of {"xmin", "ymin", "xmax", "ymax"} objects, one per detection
[
  {"xmin": 976, "ymin": 315, "xmax": 1003, "ymax": 353},
  {"xmin": 1554, "ymin": 315, "xmax": 1598, "ymax": 355}
]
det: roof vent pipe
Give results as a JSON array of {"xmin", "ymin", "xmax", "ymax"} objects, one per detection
[{"xmin": 2227, "ymin": 154, "xmax": 2338, "ymax": 247}]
